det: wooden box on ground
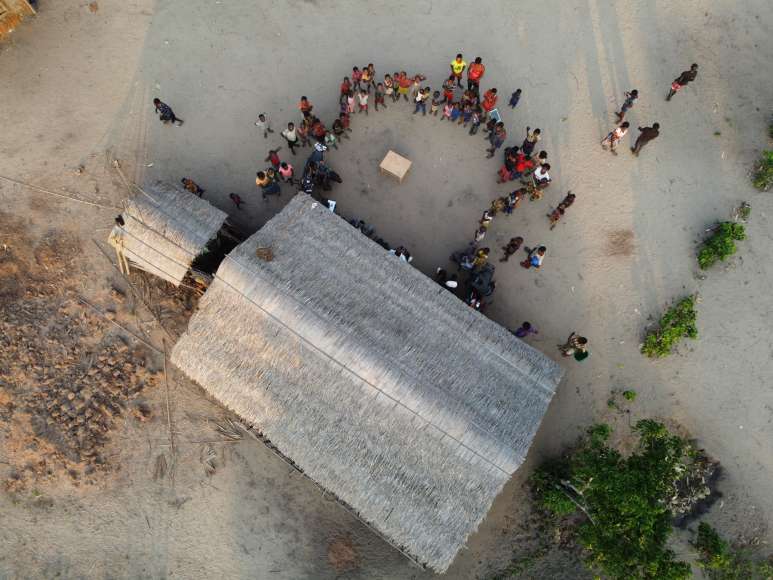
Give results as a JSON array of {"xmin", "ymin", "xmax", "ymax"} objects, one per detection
[{"xmin": 379, "ymin": 150, "xmax": 412, "ymax": 183}]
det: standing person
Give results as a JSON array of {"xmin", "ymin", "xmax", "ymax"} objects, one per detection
[
  {"xmin": 440, "ymin": 100, "xmax": 453, "ymax": 121},
  {"xmin": 615, "ymin": 89, "xmax": 638, "ymax": 122},
  {"xmin": 281, "ymin": 122, "xmax": 300, "ymax": 155},
  {"xmin": 508, "ymin": 88, "xmax": 522, "ymax": 109},
  {"xmin": 513, "ymin": 321, "xmax": 538, "ymax": 338},
  {"xmin": 384, "ymin": 74, "xmax": 395, "ymax": 102},
  {"xmin": 351, "ymin": 66, "xmax": 362, "ymax": 92},
  {"xmin": 666, "ymin": 63, "xmax": 699, "ymax": 101},
  {"xmin": 357, "ymin": 89, "xmax": 369, "ymax": 115},
  {"xmin": 374, "ymin": 83, "xmax": 387, "ymax": 111},
  {"xmin": 473, "ymin": 226, "xmax": 487, "ymax": 243},
  {"xmin": 254, "ymin": 113, "xmax": 274, "ymax": 138},
  {"xmin": 601, "ymin": 121, "xmax": 630, "ymax": 154},
  {"xmin": 256, "ymin": 171, "xmax": 280, "ymax": 201},
  {"xmin": 558, "ymin": 332, "xmax": 589, "ymax": 359},
  {"xmin": 264, "ymin": 148, "xmax": 282, "ymax": 170},
  {"xmin": 520, "ymin": 245, "xmax": 546, "ymax": 269},
  {"xmin": 229, "ymin": 193, "xmax": 245, "ymax": 209},
  {"xmin": 366, "ymin": 63, "xmax": 378, "ymax": 92},
  {"xmin": 479, "ymin": 209, "xmax": 493, "ymax": 229},
  {"xmin": 296, "ymin": 119, "xmax": 311, "ymax": 148},
  {"xmin": 307, "ymin": 140, "xmax": 327, "ymax": 169},
  {"xmin": 298, "ymin": 96, "xmax": 314, "ymax": 119},
  {"xmin": 481, "ymin": 88, "xmax": 498, "ymax": 118},
  {"xmin": 430, "ymin": 91, "xmax": 442, "ymax": 116},
  {"xmin": 397, "ymin": 71, "xmax": 412, "ymax": 102},
  {"xmin": 486, "ymin": 122, "xmax": 507, "ymax": 158},
  {"xmin": 472, "ymin": 247, "xmax": 490, "ymax": 269},
  {"xmin": 278, "ymin": 161, "xmax": 294, "ymax": 183},
  {"xmin": 530, "ymin": 163, "xmax": 551, "ymax": 199},
  {"xmin": 522, "ymin": 126, "xmax": 541, "ymax": 156},
  {"xmin": 338, "ymin": 111, "xmax": 352, "ymax": 134},
  {"xmin": 631, "ymin": 123, "xmax": 660, "ymax": 156},
  {"xmin": 467, "ymin": 57, "xmax": 486, "ymax": 91},
  {"xmin": 442, "ymin": 74, "xmax": 456, "ymax": 104},
  {"xmin": 153, "ymin": 98, "xmax": 184, "ymax": 125},
  {"xmin": 499, "ymin": 236, "xmax": 524, "ymax": 262},
  {"xmin": 360, "ymin": 65, "xmax": 372, "ymax": 93},
  {"xmin": 504, "ymin": 188, "xmax": 525, "ymax": 214},
  {"xmin": 450, "ymin": 53, "xmax": 467, "ymax": 88},
  {"xmin": 415, "ymin": 88, "xmax": 431, "ymax": 116},
  {"xmin": 346, "ymin": 91, "xmax": 356, "ymax": 114},
  {"xmin": 340, "ymin": 77, "xmax": 351, "ymax": 102}
]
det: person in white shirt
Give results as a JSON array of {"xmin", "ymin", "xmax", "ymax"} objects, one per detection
[
  {"xmin": 254, "ymin": 113, "xmax": 273, "ymax": 138},
  {"xmin": 357, "ymin": 90, "xmax": 369, "ymax": 115},
  {"xmin": 280, "ymin": 122, "xmax": 299, "ymax": 155},
  {"xmin": 601, "ymin": 121, "xmax": 630, "ymax": 154},
  {"xmin": 533, "ymin": 163, "xmax": 551, "ymax": 186}
]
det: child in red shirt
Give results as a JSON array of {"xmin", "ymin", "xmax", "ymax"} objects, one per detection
[
  {"xmin": 298, "ymin": 96, "xmax": 313, "ymax": 119},
  {"xmin": 340, "ymin": 77, "xmax": 351, "ymax": 102},
  {"xmin": 482, "ymin": 88, "xmax": 498, "ymax": 116},
  {"xmin": 264, "ymin": 148, "xmax": 282, "ymax": 170},
  {"xmin": 351, "ymin": 66, "xmax": 362, "ymax": 92}
]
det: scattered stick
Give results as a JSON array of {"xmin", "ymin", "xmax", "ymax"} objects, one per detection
[
  {"xmin": 0, "ymin": 173, "xmax": 121, "ymax": 210},
  {"xmin": 76, "ymin": 295, "xmax": 162, "ymax": 353},
  {"xmin": 162, "ymin": 340, "xmax": 176, "ymax": 472}
]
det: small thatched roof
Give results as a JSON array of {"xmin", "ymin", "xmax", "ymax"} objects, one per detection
[
  {"xmin": 171, "ymin": 194, "xmax": 563, "ymax": 572},
  {"xmin": 107, "ymin": 182, "xmax": 227, "ymax": 286}
]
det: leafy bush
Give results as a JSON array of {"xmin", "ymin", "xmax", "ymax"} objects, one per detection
[
  {"xmin": 530, "ymin": 421, "xmax": 693, "ymax": 579},
  {"xmin": 752, "ymin": 150, "xmax": 773, "ymax": 191},
  {"xmin": 694, "ymin": 523, "xmax": 773, "ymax": 579},
  {"xmin": 695, "ymin": 522, "xmax": 734, "ymax": 571},
  {"xmin": 642, "ymin": 295, "xmax": 698, "ymax": 358},
  {"xmin": 698, "ymin": 222, "xmax": 746, "ymax": 270},
  {"xmin": 623, "ymin": 389, "xmax": 637, "ymax": 401}
]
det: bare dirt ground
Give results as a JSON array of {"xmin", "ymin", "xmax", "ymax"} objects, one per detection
[{"xmin": 1, "ymin": 0, "xmax": 772, "ymax": 578}]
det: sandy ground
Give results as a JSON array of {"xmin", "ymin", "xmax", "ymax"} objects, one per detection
[{"xmin": 1, "ymin": 0, "xmax": 772, "ymax": 578}]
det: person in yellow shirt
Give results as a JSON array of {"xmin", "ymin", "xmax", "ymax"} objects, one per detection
[{"xmin": 450, "ymin": 53, "xmax": 467, "ymax": 88}]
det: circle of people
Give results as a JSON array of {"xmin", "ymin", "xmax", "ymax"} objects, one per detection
[{"xmin": 153, "ymin": 55, "xmax": 700, "ymax": 361}]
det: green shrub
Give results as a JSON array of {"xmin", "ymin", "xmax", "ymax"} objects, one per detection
[
  {"xmin": 695, "ymin": 522, "xmax": 734, "ymax": 571},
  {"xmin": 642, "ymin": 296, "xmax": 698, "ymax": 358},
  {"xmin": 752, "ymin": 150, "xmax": 773, "ymax": 191},
  {"xmin": 694, "ymin": 523, "xmax": 773, "ymax": 579},
  {"xmin": 698, "ymin": 222, "xmax": 746, "ymax": 270},
  {"xmin": 530, "ymin": 421, "xmax": 693, "ymax": 580},
  {"xmin": 623, "ymin": 389, "xmax": 637, "ymax": 401}
]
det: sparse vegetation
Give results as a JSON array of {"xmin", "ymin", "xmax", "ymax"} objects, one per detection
[
  {"xmin": 694, "ymin": 522, "xmax": 773, "ymax": 579},
  {"xmin": 642, "ymin": 295, "xmax": 698, "ymax": 358},
  {"xmin": 530, "ymin": 421, "xmax": 699, "ymax": 580},
  {"xmin": 698, "ymin": 222, "xmax": 746, "ymax": 270},
  {"xmin": 752, "ymin": 150, "xmax": 773, "ymax": 191}
]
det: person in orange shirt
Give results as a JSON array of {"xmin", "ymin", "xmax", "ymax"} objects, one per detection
[
  {"xmin": 396, "ymin": 71, "xmax": 412, "ymax": 102},
  {"xmin": 467, "ymin": 57, "xmax": 485, "ymax": 91},
  {"xmin": 298, "ymin": 96, "xmax": 313, "ymax": 119},
  {"xmin": 481, "ymin": 88, "xmax": 498, "ymax": 119}
]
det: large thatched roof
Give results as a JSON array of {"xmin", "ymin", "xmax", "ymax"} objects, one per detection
[
  {"xmin": 107, "ymin": 182, "xmax": 227, "ymax": 286},
  {"xmin": 171, "ymin": 193, "xmax": 563, "ymax": 572}
]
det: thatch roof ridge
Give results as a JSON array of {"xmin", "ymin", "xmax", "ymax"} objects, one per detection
[
  {"xmin": 107, "ymin": 182, "xmax": 227, "ymax": 285},
  {"xmin": 171, "ymin": 193, "xmax": 563, "ymax": 571}
]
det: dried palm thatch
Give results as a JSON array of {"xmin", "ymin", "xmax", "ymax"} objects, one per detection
[
  {"xmin": 171, "ymin": 193, "xmax": 564, "ymax": 572},
  {"xmin": 107, "ymin": 182, "xmax": 227, "ymax": 286}
]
